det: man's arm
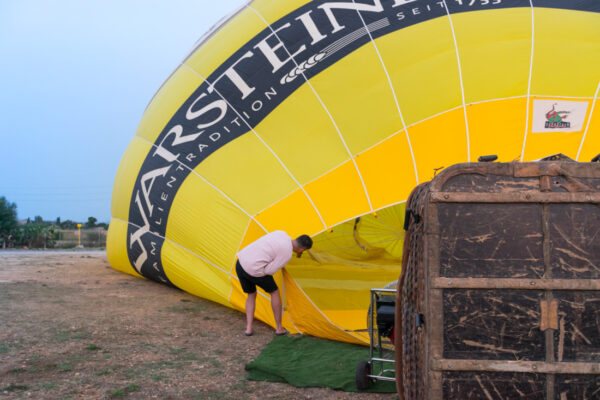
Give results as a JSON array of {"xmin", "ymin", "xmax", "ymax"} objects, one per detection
[{"xmin": 263, "ymin": 252, "xmax": 292, "ymax": 276}]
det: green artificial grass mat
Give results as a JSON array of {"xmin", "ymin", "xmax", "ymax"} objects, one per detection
[{"xmin": 245, "ymin": 334, "xmax": 396, "ymax": 393}]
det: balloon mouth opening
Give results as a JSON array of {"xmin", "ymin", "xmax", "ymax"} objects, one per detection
[
  {"xmin": 285, "ymin": 203, "xmax": 405, "ymax": 332},
  {"xmin": 303, "ymin": 202, "xmax": 406, "ymax": 265}
]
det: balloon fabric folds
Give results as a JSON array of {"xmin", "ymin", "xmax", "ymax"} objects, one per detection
[{"xmin": 108, "ymin": 0, "xmax": 600, "ymax": 344}]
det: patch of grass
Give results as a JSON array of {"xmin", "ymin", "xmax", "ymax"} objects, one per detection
[
  {"xmin": 150, "ymin": 360, "xmax": 178, "ymax": 370},
  {"xmin": 9, "ymin": 367, "xmax": 27, "ymax": 374},
  {"xmin": 57, "ymin": 362, "xmax": 73, "ymax": 372},
  {"xmin": 86, "ymin": 344, "xmax": 101, "ymax": 351},
  {"xmin": 125, "ymin": 368, "xmax": 143, "ymax": 379},
  {"xmin": 169, "ymin": 347, "xmax": 186, "ymax": 355},
  {"xmin": 180, "ymin": 299, "xmax": 192, "ymax": 302},
  {"xmin": 197, "ymin": 355, "xmax": 222, "ymax": 376},
  {"xmin": 167, "ymin": 347, "xmax": 198, "ymax": 361},
  {"xmin": 70, "ymin": 328, "xmax": 89, "ymax": 339},
  {"xmin": 179, "ymin": 352, "xmax": 199, "ymax": 361},
  {"xmin": 187, "ymin": 391, "xmax": 227, "ymax": 400},
  {"xmin": 126, "ymin": 356, "xmax": 198, "ymax": 380},
  {"xmin": 0, "ymin": 342, "xmax": 23, "ymax": 353},
  {"xmin": 54, "ymin": 330, "xmax": 71, "ymax": 342},
  {"xmin": 97, "ymin": 368, "xmax": 112, "ymax": 376},
  {"xmin": 130, "ymin": 360, "xmax": 179, "ymax": 378},
  {"xmin": 37, "ymin": 381, "xmax": 57, "ymax": 390},
  {"xmin": 151, "ymin": 373, "xmax": 167, "ymax": 382},
  {"xmin": 54, "ymin": 328, "xmax": 89, "ymax": 342},
  {"xmin": 229, "ymin": 381, "xmax": 248, "ymax": 391},
  {"xmin": 109, "ymin": 383, "xmax": 140, "ymax": 398},
  {"xmin": 2, "ymin": 384, "xmax": 29, "ymax": 392},
  {"xmin": 25, "ymin": 358, "xmax": 57, "ymax": 374}
]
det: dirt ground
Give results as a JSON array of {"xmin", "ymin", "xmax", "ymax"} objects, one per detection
[{"xmin": 0, "ymin": 251, "xmax": 397, "ymax": 400}]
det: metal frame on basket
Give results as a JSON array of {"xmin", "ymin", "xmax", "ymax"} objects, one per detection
[{"xmin": 367, "ymin": 287, "xmax": 396, "ymax": 383}]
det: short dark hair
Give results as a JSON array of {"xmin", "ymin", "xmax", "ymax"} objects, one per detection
[{"xmin": 295, "ymin": 234, "xmax": 313, "ymax": 250}]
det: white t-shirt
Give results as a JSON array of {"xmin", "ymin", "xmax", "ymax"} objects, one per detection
[{"xmin": 237, "ymin": 231, "xmax": 293, "ymax": 277}]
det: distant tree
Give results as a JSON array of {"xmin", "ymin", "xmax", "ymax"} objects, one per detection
[
  {"xmin": 13, "ymin": 220, "xmax": 58, "ymax": 249},
  {"xmin": 34, "ymin": 215, "xmax": 44, "ymax": 224},
  {"xmin": 42, "ymin": 225, "xmax": 57, "ymax": 249},
  {"xmin": 85, "ymin": 216, "xmax": 97, "ymax": 228},
  {"xmin": 0, "ymin": 197, "xmax": 18, "ymax": 248},
  {"xmin": 15, "ymin": 222, "xmax": 42, "ymax": 248},
  {"xmin": 56, "ymin": 217, "xmax": 61, "ymax": 225},
  {"xmin": 60, "ymin": 220, "xmax": 78, "ymax": 229}
]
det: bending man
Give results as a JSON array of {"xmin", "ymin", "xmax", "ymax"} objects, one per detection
[{"xmin": 236, "ymin": 231, "xmax": 313, "ymax": 336}]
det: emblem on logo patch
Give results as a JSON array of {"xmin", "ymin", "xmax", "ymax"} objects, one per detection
[{"xmin": 545, "ymin": 103, "xmax": 570, "ymax": 129}]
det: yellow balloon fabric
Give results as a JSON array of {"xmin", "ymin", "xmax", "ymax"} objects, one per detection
[{"xmin": 108, "ymin": 0, "xmax": 600, "ymax": 344}]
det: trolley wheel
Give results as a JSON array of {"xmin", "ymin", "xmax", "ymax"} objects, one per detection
[{"xmin": 355, "ymin": 360, "xmax": 372, "ymax": 390}]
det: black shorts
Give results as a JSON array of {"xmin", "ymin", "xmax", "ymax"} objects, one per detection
[{"xmin": 235, "ymin": 260, "xmax": 278, "ymax": 294}]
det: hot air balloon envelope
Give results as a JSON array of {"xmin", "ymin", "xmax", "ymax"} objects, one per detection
[{"xmin": 108, "ymin": 0, "xmax": 600, "ymax": 344}]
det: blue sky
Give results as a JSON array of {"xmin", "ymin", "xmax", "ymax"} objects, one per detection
[{"xmin": 0, "ymin": 0, "xmax": 246, "ymax": 223}]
